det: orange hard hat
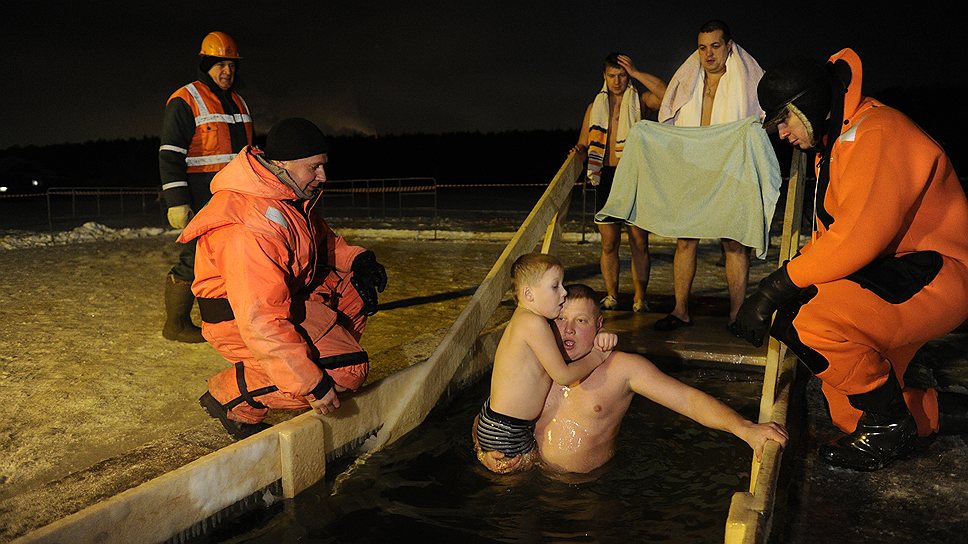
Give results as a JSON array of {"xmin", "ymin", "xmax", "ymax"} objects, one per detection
[{"xmin": 199, "ymin": 31, "xmax": 241, "ymax": 59}]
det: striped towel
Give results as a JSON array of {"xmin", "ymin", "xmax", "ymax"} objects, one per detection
[{"xmin": 586, "ymin": 82, "xmax": 640, "ymax": 186}]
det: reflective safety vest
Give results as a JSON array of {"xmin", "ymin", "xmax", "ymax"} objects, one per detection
[{"xmin": 163, "ymin": 82, "xmax": 253, "ymax": 173}]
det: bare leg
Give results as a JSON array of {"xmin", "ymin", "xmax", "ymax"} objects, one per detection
[
  {"xmin": 626, "ymin": 224, "xmax": 650, "ymax": 308},
  {"xmin": 671, "ymin": 238, "xmax": 699, "ymax": 322},
  {"xmin": 723, "ymin": 238, "xmax": 750, "ymax": 324},
  {"xmin": 598, "ymin": 222, "xmax": 622, "ymax": 301}
]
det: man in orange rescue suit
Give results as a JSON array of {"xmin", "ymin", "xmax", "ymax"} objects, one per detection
[
  {"xmin": 178, "ymin": 117, "xmax": 388, "ymax": 440},
  {"xmin": 731, "ymin": 49, "xmax": 968, "ymax": 471},
  {"xmin": 159, "ymin": 31, "xmax": 254, "ymax": 343}
]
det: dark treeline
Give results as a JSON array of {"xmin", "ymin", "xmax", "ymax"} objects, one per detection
[
  {"xmin": 0, "ymin": 130, "xmax": 578, "ymax": 189},
  {"xmin": 0, "ymin": 86, "xmax": 963, "ymax": 192},
  {"xmin": 321, "ymin": 130, "xmax": 577, "ymax": 184},
  {"xmin": 0, "ymin": 137, "xmax": 161, "ymax": 188}
]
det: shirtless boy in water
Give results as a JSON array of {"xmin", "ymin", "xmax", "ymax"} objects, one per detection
[
  {"xmin": 475, "ymin": 254, "xmax": 617, "ymax": 472},
  {"xmin": 476, "ymin": 283, "xmax": 789, "ymax": 475}
]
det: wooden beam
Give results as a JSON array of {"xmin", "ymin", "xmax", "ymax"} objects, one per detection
[{"xmin": 727, "ymin": 148, "xmax": 807, "ymax": 543}]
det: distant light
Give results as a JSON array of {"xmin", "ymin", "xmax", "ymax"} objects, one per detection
[
  {"xmin": 0, "ymin": 186, "xmax": 7, "ymax": 192},
  {"xmin": 31, "ymin": 179, "xmax": 40, "ymax": 186}
]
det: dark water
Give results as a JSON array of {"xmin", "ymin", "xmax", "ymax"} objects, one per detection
[{"xmin": 211, "ymin": 366, "xmax": 763, "ymax": 543}]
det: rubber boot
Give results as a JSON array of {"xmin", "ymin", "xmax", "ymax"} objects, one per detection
[
  {"xmin": 162, "ymin": 273, "xmax": 205, "ymax": 343},
  {"xmin": 938, "ymin": 391, "xmax": 968, "ymax": 435},
  {"xmin": 819, "ymin": 369, "xmax": 918, "ymax": 471}
]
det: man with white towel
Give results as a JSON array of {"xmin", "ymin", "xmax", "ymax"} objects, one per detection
[{"xmin": 652, "ymin": 19, "xmax": 766, "ymax": 332}]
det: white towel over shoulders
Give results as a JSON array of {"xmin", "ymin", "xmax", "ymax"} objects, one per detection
[{"xmin": 658, "ymin": 42, "xmax": 765, "ymax": 126}]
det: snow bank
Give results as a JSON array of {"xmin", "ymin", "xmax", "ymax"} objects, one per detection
[
  {"xmin": 2, "ymin": 219, "xmax": 787, "ymax": 251},
  {"xmin": 0, "ymin": 222, "xmax": 170, "ymax": 250}
]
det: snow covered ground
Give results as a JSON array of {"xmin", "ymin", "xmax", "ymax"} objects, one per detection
[{"xmin": 0, "ymin": 222, "xmax": 169, "ymax": 250}]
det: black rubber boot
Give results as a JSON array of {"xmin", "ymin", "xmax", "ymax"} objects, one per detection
[
  {"xmin": 162, "ymin": 273, "xmax": 205, "ymax": 343},
  {"xmin": 199, "ymin": 391, "xmax": 271, "ymax": 440},
  {"xmin": 819, "ymin": 369, "xmax": 918, "ymax": 471},
  {"xmin": 938, "ymin": 391, "xmax": 968, "ymax": 435}
]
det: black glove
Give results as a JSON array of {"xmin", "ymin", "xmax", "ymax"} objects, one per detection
[
  {"xmin": 729, "ymin": 262, "xmax": 804, "ymax": 347},
  {"xmin": 351, "ymin": 251, "xmax": 387, "ymax": 316}
]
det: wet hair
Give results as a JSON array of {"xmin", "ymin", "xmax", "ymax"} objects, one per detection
[
  {"xmin": 699, "ymin": 19, "xmax": 732, "ymax": 43},
  {"xmin": 603, "ymin": 52, "xmax": 625, "ymax": 71},
  {"xmin": 510, "ymin": 253, "xmax": 563, "ymax": 302},
  {"xmin": 564, "ymin": 284, "xmax": 601, "ymax": 318}
]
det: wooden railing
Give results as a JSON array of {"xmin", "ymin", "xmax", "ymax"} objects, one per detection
[{"xmin": 724, "ymin": 148, "xmax": 807, "ymax": 543}]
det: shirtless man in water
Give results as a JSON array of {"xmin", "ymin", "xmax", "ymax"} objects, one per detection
[{"xmin": 474, "ymin": 283, "xmax": 788, "ymax": 475}]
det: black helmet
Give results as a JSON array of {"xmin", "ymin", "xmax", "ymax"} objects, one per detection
[{"xmin": 758, "ymin": 55, "xmax": 833, "ymax": 139}]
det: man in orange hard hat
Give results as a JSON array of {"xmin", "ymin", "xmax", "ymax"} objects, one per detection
[{"xmin": 159, "ymin": 31, "xmax": 254, "ymax": 343}]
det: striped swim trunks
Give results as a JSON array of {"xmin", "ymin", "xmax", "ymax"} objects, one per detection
[{"xmin": 475, "ymin": 398, "xmax": 536, "ymax": 456}]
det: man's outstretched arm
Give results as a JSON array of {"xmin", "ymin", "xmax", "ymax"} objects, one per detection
[{"xmin": 624, "ymin": 353, "xmax": 789, "ymax": 460}]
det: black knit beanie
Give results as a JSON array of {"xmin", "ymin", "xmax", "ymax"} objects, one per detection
[{"xmin": 264, "ymin": 118, "xmax": 330, "ymax": 160}]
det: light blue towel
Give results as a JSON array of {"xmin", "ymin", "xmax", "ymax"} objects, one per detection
[{"xmin": 594, "ymin": 115, "xmax": 782, "ymax": 259}]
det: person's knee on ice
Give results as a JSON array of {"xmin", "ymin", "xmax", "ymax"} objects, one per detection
[{"xmin": 179, "ymin": 117, "xmax": 383, "ymax": 438}]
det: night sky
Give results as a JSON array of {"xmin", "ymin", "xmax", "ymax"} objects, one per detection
[{"xmin": 2, "ymin": 1, "xmax": 963, "ymax": 149}]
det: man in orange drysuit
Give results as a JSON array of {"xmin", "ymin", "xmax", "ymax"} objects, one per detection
[
  {"xmin": 178, "ymin": 117, "xmax": 388, "ymax": 440},
  {"xmin": 731, "ymin": 49, "xmax": 968, "ymax": 471}
]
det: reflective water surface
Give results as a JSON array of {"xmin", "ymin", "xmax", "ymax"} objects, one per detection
[{"xmin": 212, "ymin": 365, "xmax": 763, "ymax": 543}]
